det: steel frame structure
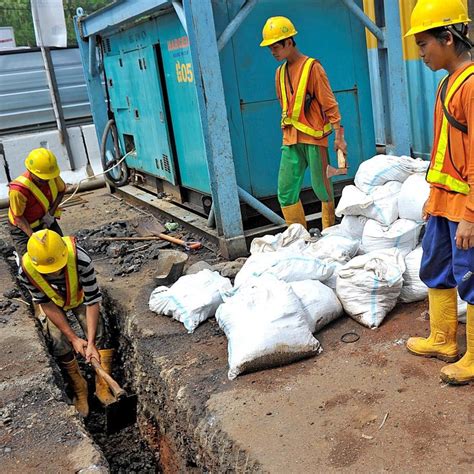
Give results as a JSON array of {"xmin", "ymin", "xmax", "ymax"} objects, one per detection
[{"xmin": 74, "ymin": 0, "xmax": 410, "ymax": 258}]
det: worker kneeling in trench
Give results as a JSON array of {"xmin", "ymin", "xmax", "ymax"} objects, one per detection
[{"xmin": 18, "ymin": 229, "xmax": 115, "ymax": 417}]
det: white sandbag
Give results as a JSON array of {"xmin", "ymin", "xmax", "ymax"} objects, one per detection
[
  {"xmin": 322, "ymin": 215, "xmax": 368, "ymax": 241},
  {"xmin": 355, "ymin": 155, "xmax": 429, "ymax": 193},
  {"xmin": 398, "ymin": 173, "xmax": 431, "ymax": 222},
  {"xmin": 304, "ymin": 234, "xmax": 359, "ymax": 263},
  {"xmin": 336, "ymin": 249, "xmax": 406, "ymax": 328},
  {"xmin": 458, "ymin": 295, "xmax": 467, "ymax": 323},
  {"xmin": 361, "ymin": 218, "xmax": 423, "ymax": 256},
  {"xmin": 336, "ymin": 182, "xmax": 402, "ymax": 226},
  {"xmin": 148, "ymin": 269, "xmax": 232, "ymax": 333},
  {"xmin": 335, "ymin": 185, "xmax": 372, "ymax": 216},
  {"xmin": 323, "ymin": 261, "xmax": 345, "ymax": 290},
  {"xmin": 250, "ymin": 224, "xmax": 309, "ymax": 254},
  {"xmin": 216, "ymin": 275, "xmax": 321, "ymax": 380},
  {"xmin": 400, "ymin": 246, "xmax": 427, "ymax": 303},
  {"xmin": 234, "ymin": 249, "xmax": 334, "ymax": 288},
  {"xmin": 399, "ymin": 247, "xmax": 467, "ymax": 322},
  {"xmin": 290, "ymin": 280, "xmax": 343, "ymax": 333}
]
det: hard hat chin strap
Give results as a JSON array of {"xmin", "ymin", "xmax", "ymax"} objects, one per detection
[{"xmin": 446, "ymin": 24, "xmax": 473, "ymax": 50}]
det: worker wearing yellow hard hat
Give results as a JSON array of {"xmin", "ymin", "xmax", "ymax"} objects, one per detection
[
  {"xmin": 260, "ymin": 16, "xmax": 347, "ymax": 230},
  {"xmin": 19, "ymin": 229, "xmax": 116, "ymax": 417},
  {"xmin": 404, "ymin": 0, "xmax": 474, "ymax": 385},
  {"xmin": 8, "ymin": 148, "xmax": 66, "ymax": 257}
]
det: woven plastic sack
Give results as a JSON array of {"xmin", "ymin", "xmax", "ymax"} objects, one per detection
[
  {"xmin": 354, "ymin": 155, "xmax": 429, "ymax": 193},
  {"xmin": 149, "ymin": 269, "xmax": 231, "ymax": 333},
  {"xmin": 290, "ymin": 280, "xmax": 343, "ymax": 333},
  {"xmin": 216, "ymin": 275, "xmax": 321, "ymax": 380},
  {"xmin": 336, "ymin": 249, "xmax": 406, "ymax": 328}
]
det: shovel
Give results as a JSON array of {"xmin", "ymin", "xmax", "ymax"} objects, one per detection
[
  {"xmin": 135, "ymin": 218, "xmax": 202, "ymax": 251},
  {"xmin": 90, "ymin": 357, "xmax": 138, "ymax": 434},
  {"xmin": 327, "ymin": 149, "xmax": 348, "ymax": 178}
]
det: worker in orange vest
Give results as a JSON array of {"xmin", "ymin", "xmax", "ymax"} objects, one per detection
[
  {"xmin": 405, "ymin": 0, "xmax": 474, "ymax": 385},
  {"xmin": 8, "ymin": 148, "xmax": 66, "ymax": 257},
  {"xmin": 260, "ymin": 16, "xmax": 347, "ymax": 229},
  {"xmin": 19, "ymin": 229, "xmax": 116, "ymax": 417}
]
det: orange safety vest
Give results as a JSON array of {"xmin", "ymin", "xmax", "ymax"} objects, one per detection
[
  {"xmin": 22, "ymin": 237, "xmax": 84, "ymax": 310},
  {"xmin": 278, "ymin": 57, "xmax": 333, "ymax": 139},
  {"xmin": 8, "ymin": 173, "xmax": 62, "ymax": 228},
  {"xmin": 427, "ymin": 65, "xmax": 474, "ymax": 195}
]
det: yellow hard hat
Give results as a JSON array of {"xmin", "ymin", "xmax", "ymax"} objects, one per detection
[
  {"xmin": 27, "ymin": 229, "xmax": 68, "ymax": 274},
  {"xmin": 260, "ymin": 16, "xmax": 298, "ymax": 47},
  {"xmin": 25, "ymin": 148, "xmax": 60, "ymax": 180},
  {"xmin": 405, "ymin": 0, "xmax": 471, "ymax": 37}
]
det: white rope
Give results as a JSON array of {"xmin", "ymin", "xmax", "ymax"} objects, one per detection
[{"xmin": 61, "ymin": 149, "xmax": 135, "ymax": 206}]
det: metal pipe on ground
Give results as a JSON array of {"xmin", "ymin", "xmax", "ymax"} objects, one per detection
[
  {"xmin": 0, "ymin": 176, "xmax": 106, "ymax": 209},
  {"xmin": 237, "ymin": 186, "xmax": 286, "ymax": 226},
  {"xmin": 206, "ymin": 205, "xmax": 216, "ymax": 228},
  {"xmin": 207, "ymin": 188, "xmax": 285, "ymax": 228}
]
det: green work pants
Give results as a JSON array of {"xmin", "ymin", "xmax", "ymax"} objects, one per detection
[{"xmin": 278, "ymin": 144, "xmax": 333, "ymax": 207}]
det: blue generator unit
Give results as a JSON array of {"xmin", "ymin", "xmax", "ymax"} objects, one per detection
[{"xmin": 75, "ymin": 0, "xmax": 376, "ymax": 256}]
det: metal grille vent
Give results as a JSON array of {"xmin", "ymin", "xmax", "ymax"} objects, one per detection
[
  {"xmin": 105, "ymin": 38, "xmax": 111, "ymax": 53},
  {"xmin": 162, "ymin": 154, "xmax": 171, "ymax": 174}
]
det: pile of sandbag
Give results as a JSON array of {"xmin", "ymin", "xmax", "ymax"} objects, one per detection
[
  {"xmin": 149, "ymin": 224, "xmax": 345, "ymax": 379},
  {"xmin": 329, "ymin": 154, "xmax": 433, "ymax": 328}
]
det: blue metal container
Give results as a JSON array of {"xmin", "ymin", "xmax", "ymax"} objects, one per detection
[{"xmin": 100, "ymin": 0, "xmax": 375, "ymax": 200}]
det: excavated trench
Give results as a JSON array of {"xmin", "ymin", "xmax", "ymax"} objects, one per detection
[
  {"xmin": 83, "ymin": 293, "xmax": 161, "ymax": 473},
  {"xmin": 2, "ymin": 218, "xmax": 255, "ymax": 472},
  {"xmin": 2, "ymin": 250, "xmax": 163, "ymax": 472},
  {"xmin": 97, "ymin": 292, "xmax": 198, "ymax": 473}
]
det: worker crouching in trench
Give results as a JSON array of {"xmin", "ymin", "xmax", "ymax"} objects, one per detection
[{"xmin": 18, "ymin": 229, "xmax": 115, "ymax": 417}]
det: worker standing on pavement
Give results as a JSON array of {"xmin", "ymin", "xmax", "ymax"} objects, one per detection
[
  {"xmin": 260, "ymin": 16, "xmax": 347, "ymax": 229},
  {"xmin": 19, "ymin": 229, "xmax": 116, "ymax": 416},
  {"xmin": 8, "ymin": 148, "xmax": 66, "ymax": 257},
  {"xmin": 405, "ymin": 0, "xmax": 474, "ymax": 385}
]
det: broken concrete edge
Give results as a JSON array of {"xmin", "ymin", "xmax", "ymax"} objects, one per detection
[
  {"xmin": 0, "ymin": 258, "xmax": 109, "ymax": 472},
  {"xmin": 101, "ymin": 284, "xmax": 262, "ymax": 472}
]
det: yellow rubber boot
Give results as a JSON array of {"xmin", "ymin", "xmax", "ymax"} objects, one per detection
[
  {"xmin": 406, "ymin": 288, "xmax": 459, "ymax": 362},
  {"xmin": 61, "ymin": 358, "xmax": 89, "ymax": 417},
  {"xmin": 321, "ymin": 200, "xmax": 335, "ymax": 230},
  {"xmin": 95, "ymin": 349, "xmax": 116, "ymax": 405},
  {"xmin": 440, "ymin": 304, "xmax": 474, "ymax": 385},
  {"xmin": 281, "ymin": 201, "xmax": 307, "ymax": 228}
]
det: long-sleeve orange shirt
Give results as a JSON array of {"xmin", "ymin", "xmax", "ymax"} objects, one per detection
[
  {"xmin": 425, "ymin": 62, "xmax": 474, "ymax": 223},
  {"xmin": 275, "ymin": 55, "xmax": 341, "ymax": 147}
]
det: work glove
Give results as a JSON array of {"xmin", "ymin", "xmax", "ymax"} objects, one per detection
[{"xmin": 41, "ymin": 212, "xmax": 55, "ymax": 228}]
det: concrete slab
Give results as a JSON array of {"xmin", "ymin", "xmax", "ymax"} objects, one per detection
[
  {"xmin": 0, "ymin": 258, "xmax": 108, "ymax": 473},
  {"xmin": 0, "ymin": 127, "xmax": 90, "ymax": 186}
]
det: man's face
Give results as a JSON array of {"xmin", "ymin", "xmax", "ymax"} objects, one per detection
[
  {"xmin": 30, "ymin": 173, "xmax": 48, "ymax": 185},
  {"xmin": 268, "ymin": 39, "xmax": 292, "ymax": 62},
  {"xmin": 415, "ymin": 31, "xmax": 452, "ymax": 71}
]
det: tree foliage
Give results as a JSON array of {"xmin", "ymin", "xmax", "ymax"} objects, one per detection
[{"xmin": 0, "ymin": 0, "xmax": 110, "ymax": 47}]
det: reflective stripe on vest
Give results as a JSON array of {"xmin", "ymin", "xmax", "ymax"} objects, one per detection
[
  {"xmin": 21, "ymin": 237, "xmax": 84, "ymax": 310},
  {"xmin": 427, "ymin": 65, "xmax": 474, "ymax": 195},
  {"xmin": 279, "ymin": 58, "xmax": 333, "ymax": 139},
  {"xmin": 8, "ymin": 175, "xmax": 60, "ymax": 227}
]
